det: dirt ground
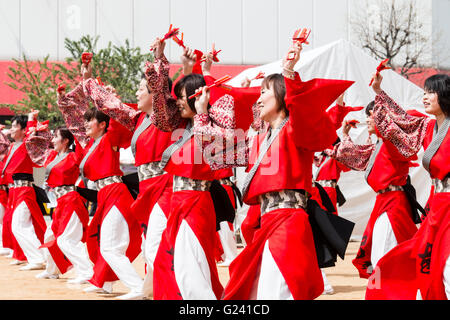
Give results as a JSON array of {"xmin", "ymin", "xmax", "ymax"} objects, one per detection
[{"xmin": 0, "ymin": 238, "xmax": 367, "ymax": 300}]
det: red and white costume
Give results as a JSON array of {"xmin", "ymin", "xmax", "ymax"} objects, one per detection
[
  {"xmin": 365, "ymin": 90, "xmax": 449, "ymax": 300},
  {"xmin": 58, "ymin": 84, "xmax": 143, "ymax": 294},
  {"xmin": 1, "ymin": 122, "xmax": 47, "ymax": 265},
  {"xmin": 83, "ymin": 56, "xmax": 178, "ymax": 296},
  {"xmin": 151, "ymin": 58, "xmax": 236, "ymax": 299},
  {"xmin": 0, "ymin": 133, "xmax": 12, "ymax": 255},
  {"xmin": 198, "ymin": 71, "xmax": 353, "ymax": 300},
  {"xmin": 25, "ymin": 123, "xmax": 92, "ymax": 280},
  {"xmin": 325, "ymin": 98, "xmax": 420, "ymax": 278}
]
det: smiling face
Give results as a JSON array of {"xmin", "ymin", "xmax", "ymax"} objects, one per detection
[
  {"xmin": 136, "ymin": 78, "xmax": 154, "ymax": 113},
  {"xmin": 176, "ymin": 87, "xmax": 196, "ymax": 119},
  {"xmin": 258, "ymin": 83, "xmax": 279, "ymax": 123},
  {"xmin": 85, "ymin": 117, "xmax": 106, "ymax": 139},
  {"xmin": 423, "ymin": 90, "xmax": 443, "ymax": 117},
  {"xmin": 52, "ymin": 130, "xmax": 68, "ymax": 153},
  {"xmin": 10, "ymin": 120, "xmax": 26, "ymax": 142}
]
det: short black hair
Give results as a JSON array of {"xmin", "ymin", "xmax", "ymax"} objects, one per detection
[
  {"xmin": 84, "ymin": 108, "xmax": 110, "ymax": 130},
  {"xmin": 365, "ymin": 101, "xmax": 375, "ymax": 116},
  {"xmin": 424, "ymin": 74, "xmax": 450, "ymax": 117},
  {"xmin": 11, "ymin": 115, "xmax": 28, "ymax": 130},
  {"xmin": 174, "ymin": 73, "xmax": 207, "ymax": 113}
]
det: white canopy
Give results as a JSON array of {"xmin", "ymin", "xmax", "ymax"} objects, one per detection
[{"xmin": 229, "ymin": 39, "xmax": 431, "ymax": 241}]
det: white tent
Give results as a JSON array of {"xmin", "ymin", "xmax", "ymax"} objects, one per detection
[{"xmin": 228, "ymin": 39, "xmax": 431, "ymax": 241}]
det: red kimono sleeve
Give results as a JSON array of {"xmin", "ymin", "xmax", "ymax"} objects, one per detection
[
  {"xmin": 284, "ymin": 73, "xmax": 354, "ymax": 151},
  {"xmin": 204, "ymin": 75, "xmax": 261, "ymax": 131}
]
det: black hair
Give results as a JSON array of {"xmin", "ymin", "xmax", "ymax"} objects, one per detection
[
  {"xmin": 11, "ymin": 115, "xmax": 28, "ymax": 130},
  {"xmin": 141, "ymin": 73, "xmax": 173, "ymax": 94},
  {"xmin": 83, "ymin": 108, "xmax": 110, "ymax": 131},
  {"xmin": 424, "ymin": 74, "xmax": 450, "ymax": 117},
  {"xmin": 174, "ymin": 73, "xmax": 207, "ymax": 113},
  {"xmin": 55, "ymin": 127, "xmax": 75, "ymax": 152},
  {"xmin": 365, "ymin": 101, "xmax": 375, "ymax": 116}
]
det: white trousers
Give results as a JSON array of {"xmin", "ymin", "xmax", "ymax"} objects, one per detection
[
  {"xmin": 42, "ymin": 226, "xmax": 59, "ymax": 274},
  {"xmin": 100, "ymin": 206, "xmax": 143, "ymax": 293},
  {"xmin": 142, "ymin": 203, "xmax": 167, "ymax": 296},
  {"xmin": 217, "ymin": 221, "xmax": 238, "ymax": 262},
  {"xmin": 371, "ymin": 212, "xmax": 398, "ymax": 269},
  {"xmin": 57, "ymin": 212, "xmax": 94, "ymax": 279},
  {"xmin": 11, "ymin": 201, "xmax": 45, "ymax": 264},
  {"xmin": 249, "ymin": 240, "xmax": 293, "ymax": 300},
  {"xmin": 173, "ymin": 220, "xmax": 217, "ymax": 300}
]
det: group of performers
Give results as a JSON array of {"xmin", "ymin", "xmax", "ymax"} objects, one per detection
[{"xmin": 0, "ymin": 28, "xmax": 448, "ymax": 300}]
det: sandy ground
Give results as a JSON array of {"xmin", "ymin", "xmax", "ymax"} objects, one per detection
[{"xmin": 0, "ymin": 237, "xmax": 367, "ymax": 300}]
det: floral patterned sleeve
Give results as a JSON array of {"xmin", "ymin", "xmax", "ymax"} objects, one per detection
[
  {"xmin": 193, "ymin": 94, "xmax": 249, "ymax": 169},
  {"xmin": 24, "ymin": 122, "xmax": 53, "ymax": 167},
  {"xmin": 323, "ymin": 135, "xmax": 375, "ymax": 171},
  {"xmin": 57, "ymin": 83, "xmax": 91, "ymax": 148},
  {"xmin": 145, "ymin": 55, "xmax": 182, "ymax": 132},
  {"xmin": 373, "ymin": 90, "xmax": 431, "ymax": 158},
  {"xmin": 82, "ymin": 78, "xmax": 140, "ymax": 132},
  {"xmin": 0, "ymin": 130, "xmax": 11, "ymax": 158}
]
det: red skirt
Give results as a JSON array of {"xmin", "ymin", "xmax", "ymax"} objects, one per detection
[
  {"xmin": 366, "ymin": 192, "xmax": 450, "ymax": 300},
  {"xmin": 130, "ymin": 173, "xmax": 173, "ymax": 231},
  {"xmin": 86, "ymin": 182, "xmax": 142, "ymax": 288},
  {"xmin": 0, "ymin": 189, "xmax": 7, "ymax": 208},
  {"xmin": 2, "ymin": 186, "xmax": 47, "ymax": 261},
  {"xmin": 353, "ymin": 190, "xmax": 418, "ymax": 279},
  {"xmin": 240, "ymin": 204, "xmax": 261, "ymax": 246},
  {"xmin": 153, "ymin": 190, "xmax": 224, "ymax": 300},
  {"xmin": 223, "ymin": 207, "xmax": 324, "ymax": 300},
  {"xmin": 40, "ymin": 191, "xmax": 90, "ymax": 274}
]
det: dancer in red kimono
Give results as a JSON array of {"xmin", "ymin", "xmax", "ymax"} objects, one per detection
[
  {"xmin": 1, "ymin": 115, "xmax": 47, "ymax": 270},
  {"xmin": 58, "ymin": 78, "xmax": 143, "ymax": 299},
  {"xmin": 25, "ymin": 110, "xmax": 93, "ymax": 283},
  {"xmin": 201, "ymin": 48, "xmax": 260, "ymax": 266},
  {"xmin": 0, "ymin": 126, "xmax": 12, "ymax": 257},
  {"xmin": 150, "ymin": 43, "xmax": 236, "ymax": 300},
  {"xmin": 365, "ymin": 73, "xmax": 449, "ymax": 300},
  {"xmin": 197, "ymin": 40, "xmax": 354, "ymax": 299},
  {"xmin": 324, "ymin": 94, "xmax": 421, "ymax": 280},
  {"xmin": 310, "ymin": 94, "xmax": 362, "ymax": 214},
  {"xmin": 76, "ymin": 41, "xmax": 178, "ymax": 298}
]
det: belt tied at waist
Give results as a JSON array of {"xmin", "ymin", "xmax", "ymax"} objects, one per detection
[
  {"xmin": 137, "ymin": 161, "xmax": 165, "ymax": 182},
  {"xmin": 377, "ymin": 184, "xmax": 403, "ymax": 194},
  {"xmin": 432, "ymin": 177, "xmax": 450, "ymax": 193},
  {"xmin": 173, "ymin": 176, "xmax": 212, "ymax": 192},
  {"xmin": 94, "ymin": 176, "xmax": 123, "ymax": 191},
  {"xmin": 259, "ymin": 190, "xmax": 307, "ymax": 215}
]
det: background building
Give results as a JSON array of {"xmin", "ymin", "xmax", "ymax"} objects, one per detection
[{"xmin": 0, "ymin": 0, "xmax": 449, "ymax": 106}]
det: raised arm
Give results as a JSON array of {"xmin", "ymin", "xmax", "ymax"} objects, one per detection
[
  {"xmin": 57, "ymin": 84, "xmax": 91, "ymax": 148},
  {"xmin": 146, "ymin": 38, "xmax": 182, "ymax": 132},
  {"xmin": 24, "ymin": 110, "xmax": 53, "ymax": 167},
  {"xmin": 192, "ymin": 87, "xmax": 249, "ymax": 169},
  {"xmin": 81, "ymin": 79, "xmax": 141, "ymax": 132},
  {"xmin": 323, "ymin": 120, "xmax": 375, "ymax": 171},
  {"xmin": 282, "ymin": 41, "xmax": 354, "ymax": 151},
  {"xmin": 370, "ymin": 73, "xmax": 431, "ymax": 158}
]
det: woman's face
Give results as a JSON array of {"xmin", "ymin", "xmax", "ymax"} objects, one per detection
[
  {"xmin": 52, "ymin": 130, "xmax": 67, "ymax": 153},
  {"xmin": 257, "ymin": 83, "xmax": 279, "ymax": 122},
  {"xmin": 423, "ymin": 90, "xmax": 443, "ymax": 117},
  {"xmin": 85, "ymin": 118, "xmax": 105, "ymax": 139},
  {"xmin": 10, "ymin": 120, "xmax": 26, "ymax": 142},
  {"xmin": 176, "ymin": 88, "xmax": 196, "ymax": 119},
  {"xmin": 366, "ymin": 110, "xmax": 377, "ymax": 135},
  {"xmin": 136, "ymin": 78, "xmax": 153, "ymax": 113}
]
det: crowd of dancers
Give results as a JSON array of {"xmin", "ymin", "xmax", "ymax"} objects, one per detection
[{"xmin": 0, "ymin": 28, "xmax": 448, "ymax": 300}]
